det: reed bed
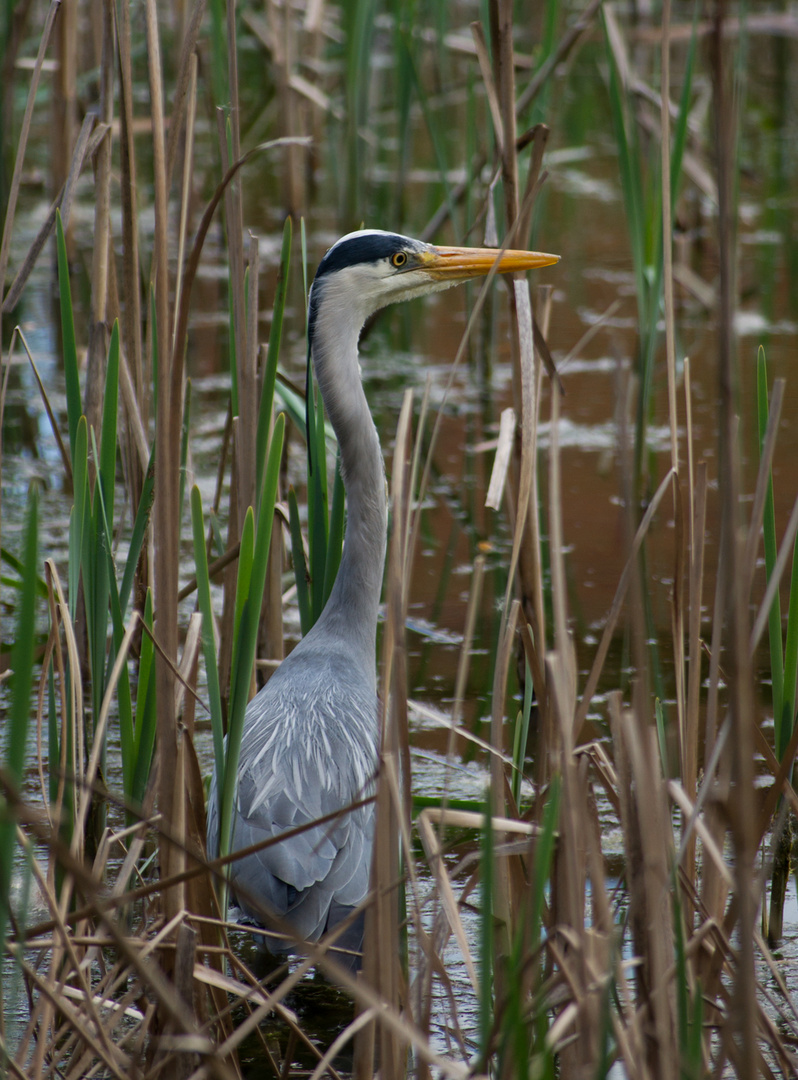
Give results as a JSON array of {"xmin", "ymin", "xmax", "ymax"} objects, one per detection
[{"xmin": 1, "ymin": 1, "xmax": 797, "ymax": 1078}]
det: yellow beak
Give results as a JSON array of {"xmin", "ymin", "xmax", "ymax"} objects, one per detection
[{"xmin": 420, "ymin": 244, "xmax": 560, "ymax": 279}]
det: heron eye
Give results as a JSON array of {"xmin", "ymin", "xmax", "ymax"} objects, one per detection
[{"xmin": 391, "ymin": 251, "xmax": 408, "ymax": 268}]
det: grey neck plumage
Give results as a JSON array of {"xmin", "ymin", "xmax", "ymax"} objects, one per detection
[{"xmin": 308, "ymin": 287, "xmax": 387, "ymax": 657}]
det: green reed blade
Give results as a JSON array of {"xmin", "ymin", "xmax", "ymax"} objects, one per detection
[
  {"xmin": 757, "ymin": 350, "xmax": 784, "ymax": 745},
  {"xmin": 228, "ymin": 280, "xmax": 238, "ymax": 419},
  {"xmin": 69, "ymin": 417, "xmax": 89, "ymax": 623},
  {"xmin": 220, "ymin": 505, "xmax": 255, "ymax": 857},
  {"xmin": 478, "ymin": 805, "xmax": 494, "ymax": 1063},
  {"xmin": 131, "ymin": 590, "xmax": 157, "ymax": 809},
  {"xmin": 4, "ymin": 486, "xmax": 38, "ymax": 784},
  {"xmin": 603, "ymin": 19, "xmax": 647, "ymax": 329},
  {"xmin": 655, "ymin": 697, "xmax": 670, "ymax": 779},
  {"xmin": 531, "ymin": 775, "xmax": 559, "ymax": 945},
  {"xmin": 781, "ymin": 543, "xmax": 798, "ymax": 761},
  {"xmin": 257, "ymin": 217, "xmax": 292, "ymax": 508},
  {"xmin": 306, "ymin": 366, "xmax": 331, "ymax": 623},
  {"xmin": 55, "ymin": 210, "xmax": 81, "ymax": 461},
  {"xmin": 191, "ymin": 486, "xmax": 225, "ymax": 774},
  {"xmin": 179, "ymin": 378, "xmax": 192, "ymax": 525},
  {"xmin": 0, "ymin": 484, "xmax": 38, "ymax": 939},
  {"xmin": 0, "ymin": 549, "xmax": 47, "ymax": 597},
  {"xmin": 288, "ymin": 487, "xmax": 311, "ymax": 636},
  {"xmin": 105, "ymin": 565, "xmax": 134, "ymax": 807},
  {"xmin": 231, "ymin": 508, "xmax": 255, "ymax": 670},
  {"xmin": 273, "ymin": 376, "xmax": 307, "ymax": 436},
  {"xmin": 221, "ymin": 415, "xmax": 285, "ymax": 859},
  {"xmin": 511, "ymin": 659, "xmax": 535, "ymax": 808},
  {"xmin": 119, "ymin": 446, "xmax": 156, "ymax": 619},
  {"xmin": 150, "ymin": 285, "xmax": 158, "ymax": 417},
  {"xmin": 322, "ymin": 453, "xmax": 345, "ymax": 608},
  {"xmin": 99, "ymin": 320, "xmax": 119, "ymax": 525},
  {"xmin": 47, "ymin": 667, "xmax": 58, "ymax": 807},
  {"xmin": 87, "ymin": 428, "xmax": 111, "ymax": 729},
  {"xmin": 670, "ymin": 11, "xmax": 699, "ymax": 209},
  {"xmin": 300, "ymin": 217, "xmax": 308, "ymax": 322}
]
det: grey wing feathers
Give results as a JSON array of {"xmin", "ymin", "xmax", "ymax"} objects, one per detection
[{"xmin": 207, "ymin": 644, "xmax": 378, "ymax": 951}]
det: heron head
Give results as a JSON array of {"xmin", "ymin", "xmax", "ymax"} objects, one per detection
[{"xmin": 308, "ymin": 229, "xmax": 559, "ymax": 345}]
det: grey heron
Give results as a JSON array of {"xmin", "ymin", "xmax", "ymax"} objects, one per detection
[{"xmin": 207, "ymin": 229, "xmax": 559, "ymax": 968}]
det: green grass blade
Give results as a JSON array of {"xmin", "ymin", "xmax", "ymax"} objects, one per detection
[
  {"xmin": 655, "ymin": 697, "xmax": 670, "ymax": 779},
  {"xmin": 221, "ymin": 417, "xmax": 286, "ymax": 862},
  {"xmin": 530, "ymin": 774, "xmax": 559, "ymax": 941},
  {"xmin": 322, "ymin": 453, "xmax": 345, "ymax": 607},
  {"xmin": 47, "ymin": 667, "xmax": 58, "ymax": 806},
  {"xmin": 87, "ymin": 428, "xmax": 111, "ymax": 727},
  {"xmin": 602, "ymin": 17, "xmax": 647, "ymax": 329},
  {"xmin": 781, "ymin": 544, "xmax": 798, "ymax": 759},
  {"xmin": 670, "ymin": 12, "xmax": 699, "ymax": 208},
  {"xmin": 757, "ymin": 349, "xmax": 784, "ymax": 746},
  {"xmin": 191, "ymin": 484, "xmax": 225, "ymax": 774},
  {"xmin": 273, "ymin": 376, "xmax": 308, "ymax": 435},
  {"xmin": 300, "ymin": 216, "xmax": 308, "ymax": 323},
  {"xmin": 231, "ymin": 507, "xmax": 256, "ymax": 672},
  {"xmin": 478, "ymin": 800, "xmax": 494, "ymax": 1064},
  {"xmin": 106, "ymin": 573, "xmax": 135, "ymax": 805},
  {"xmin": 119, "ymin": 446, "xmax": 156, "ymax": 618},
  {"xmin": 228, "ymin": 282, "xmax": 239, "ymax": 418},
  {"xmin": 179, "ymin": 378, "xmax": 192, "ymax": 525},
  {"xmin": 288, "ymin": 487, "xmax": 312, "ymax": 636},
  {"xmin": 55, "ymin": 210, "xmax": 81, "ymax": 461},
  {"xmin": 0, "ymin": 485, "xmax": 39, "ymax": 939},
  {"xmin": 220, "ymin": 507, "xmax": 256, "ymax": 856},
  {"xmin": 251, "ymin": 414, "xmax": 285, "ymax": 604},
  {"xmin": 257, "ymin": 217, "xmax": 292, "ymax": 507},
  {"xmin": 69, "ymin": 417, "xmax": 89, "ymax": 623},
  {"xmin": 511, "ymin": 660, "xmax": 535, "ymax": 807},
  {"xmin": 131, "ymin": 590, "xmax": 157, "ymax": 808},
  {"xmin": 4, "ymin": 487, "xmax": 39, "ymax": 783},
  {"xmin": 311, "ymin": 378, "xmax": 331, "ymax": 622},
  {"xmin": 98, "ymin": 320, "xmax": 119, "ymax": 525}
]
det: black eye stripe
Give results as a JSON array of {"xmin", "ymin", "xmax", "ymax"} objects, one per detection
[{"xmin": 314, "ymin": 233, "xmax": 417, "ymax": 280}]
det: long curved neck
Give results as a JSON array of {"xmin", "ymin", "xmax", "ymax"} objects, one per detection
[{"xmin": 310, "ymin": 295, "xmax": 386, "ymax": 654}]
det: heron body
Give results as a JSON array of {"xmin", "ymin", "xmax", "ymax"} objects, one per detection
[{"xmin": 207, "ymin": 230, "xmax": 558, "ymax": 967}]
